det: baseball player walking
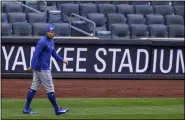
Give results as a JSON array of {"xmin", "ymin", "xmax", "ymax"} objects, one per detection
[{"xmin": 23, "ymin": 24, "xmax": 69, "ymax": 115}]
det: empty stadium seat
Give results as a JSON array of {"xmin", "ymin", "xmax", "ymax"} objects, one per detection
[
  {"xmin": 75, "ymin": 1, "xmax": 93, "ymax": 4},
  {"xmin": 56, "ymin": 1, "xmax": 74, "ymax": 9},
  {"xmin": 8, "ymin": 13, "xmax": 27, "ymax": 23},
  {"xmin": 25, "ymin": 1, "xmax": 39, "ymax": 13},
  {"xmin": 146, "ymin": 14, "xmax": 165, "ymax": 25},
  {"xmin": 38, "ymin": 0, "xmax": 47, "ymax": 12},
  {"xmin": 80, "ymin": 3, "xmax": 98, "ymax": 17},
  {"xmin": 2, "ymin": 23, "xmax": 12, "ymax": 36},
  {"xmin": 116, "ymin": 4, "xmax": 134, "ymax": 16},
  {"xmin": 27, "ymin": 13, "xmax": 46, "ymax": 23},
  {"xmin": 130, "ymin": 24, "xmax": 148, "ymax": 39},
  {"xmin": 165, "ymin": 15, "xmax": 184, "ymax": 25},
  {"xmin": 172, "ymin": 1, "xmax": 185, "ymax": 6},
  {"xmin": 111, "ymin": 1, "xmax": 130, "ymax": 4},
  {"xmin": 61, "ymin": 3, "xmax": 80, "ymax": 22},
  {"xmin": 94, "ymin": 1, "xmax": 111, "ymax": 4},
  {"xmin": 148, "ymin": 24, "xmax": 167, "ymax": 37},
  {"xmin": 131, "ymin": 1, "xmax": 150, "ymax": 5},
  {"xmin": 32, "ymin": 23, "xmax": 48, "ymax": 36},
  {"xmin": 98, "ymin": 4, "xmax": 116, "ymax": 16},
  {"xmin": 127, "ymin": 14, "xmax": 145, "ymax": 25},
  {"xmin": 151, "ymin": 1, "xmax": 171, "ymax": 5},
  {"xmin": 12, "ymin": 22, "xmax": 32, "ymax": 36},
  {"xmin": 107, "ymin": 13, "xmax": 126, "ymax": 30},
  {"xmin": 168, "ymin": 25, "xmax": 184, "ymax": 37},
  {"xmin": 4, "ymin": 2, "xmax": 23, "ymax": 13},
  {"xmin": 154, "ymin": 5, "xmax": 174, "ymax": 16},
  {"xmin": 2, "ymin": 13, "xmax": 7, "ymax": 22},
  {"xmin": 135, "ymin": 5, "xmax": 154, "ymax": 16},
  {"xmin": 53, "ymin": 23, "xmax": 71, "ymax": 36},
  {"xmin": 46, "ymin": 1, "xmax": 57, "ymax": 10},
  {"xmin": 87, "ymin": 13, "xmax": 111, "ymax": 38},
  {"xmin": 111, "ymin": 24, "xmax": 130, "ymax": 39},
  {"xmin": 174, "ymin": 6, "xmax": 184, "ymax": 17},
  {"xmin": 47, "ymin": 10, "xmax": 62, "ymax": 23}
]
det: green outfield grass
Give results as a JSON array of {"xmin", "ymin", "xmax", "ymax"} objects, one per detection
[{"xmin": 2, "ymin": 98, "xmax": 184, "ymax": 119}]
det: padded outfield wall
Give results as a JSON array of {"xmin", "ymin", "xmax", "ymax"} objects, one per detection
[{"xmin": 1, "ymin": 36, "xmax": 184, "ymax": 79}]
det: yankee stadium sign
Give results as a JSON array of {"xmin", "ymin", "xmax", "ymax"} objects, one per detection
[{"xmin": 1, "ymin": 45, "xmax": 184, "ymax": 74}]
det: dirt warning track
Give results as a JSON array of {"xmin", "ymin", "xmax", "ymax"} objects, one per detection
[{"xmin": 2, "ymin": 79, "xmax": 184, "ymax": 98}]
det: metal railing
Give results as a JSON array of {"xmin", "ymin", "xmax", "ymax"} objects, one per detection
[
  {"xmin": 15, "ymin": 1, "xmax": 42, "ymax": 13},
  {"xmin": 69, "ymin": 13, "xmax": 96, "ymax": 37}
]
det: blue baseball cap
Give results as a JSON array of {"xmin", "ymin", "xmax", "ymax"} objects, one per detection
[{"xmin": 46, "ymin": 24, "xmax": 55, "ymax": 32}]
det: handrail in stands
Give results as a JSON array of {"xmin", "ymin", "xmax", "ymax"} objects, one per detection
[
  {"xmin": 15, "ymin": 1, "xmax": 42, "ymax": 13},
  {"xmin": 69, "ymin": 13, "xmax": 96, "ymax": 37}
]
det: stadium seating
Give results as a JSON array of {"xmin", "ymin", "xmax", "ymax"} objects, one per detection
[
  {"xmin": 2, "ymin": 23, "xmax": 12, "ymax": 36},
  {"xmin": 47, "ymin": 10, "xmax": 62, "ymax": 23},
  {"xmin": 2, "ymin": 13, "xmax": 7, "ymax": 22},
  {"xmin": 130, "ymin": 24, "xmax": 148, "ymax": 39},
  {"xmin": 80, "ymin": 3, "xmax": 98, "ymax": 18},
  {"xmin": 4, "ymin": 2, "xmax": 23, "ymax": 13},
  {"xmin": 12, "ymin": 22, "xmax": 32, "ymax": 36},
  {"xmin": 53, "ymin": 23, "xmax": 71, "ymax": 36},
  {"xmin": 116, "ymin": 4, "xmax": 134, "ymax": 16},
  {"xmin": 135, "ymin": 5, "xmax": 154, "ymax": 16},
  {"xmin": 165, "ymin": 15, "xmax": 184, "ymax": 25},
  {"xmin": 174, "ymin": 6, "xmax": 184, "ymax": 17},
  {"xmin": 27, "ymin": 13, "xmax": 46, "ymax": 23},
  {"xmin": 111, "ymin": 23, "xmax": 130, "ymax": 39},
  {"xmin": 8, "ymin": 13, "xmax": 27, "ymax": 23},
  {"xmin": 32, "ymin": 23, "xmax": 48, "ymax": 36},
  {"xmin": 168, "ymin": 25, "xmax": 184, "ymax": 37},
  {"xmin": 148, "ymin": 24, "xmax": 168, "ymax": 37},
  {"xmin": 146, "ymin": 14, "xmax": 165, "ymax": 25},
  {"xmin": 107, "ymin": 13, "xmax": 126, "ymax": 30},
  {"xmin": 1, "ymin": 0, "xmax": 185, "ymax": 39}
]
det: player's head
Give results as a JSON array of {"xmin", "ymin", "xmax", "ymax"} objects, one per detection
[{"xmin": 46, "ymin": 24, "xmax": 55, "ymax": 40}]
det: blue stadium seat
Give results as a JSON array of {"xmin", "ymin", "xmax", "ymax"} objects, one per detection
[
  {"xmin": 56, "ymin": 1, "xmax": 74, "ymax": 9},
  {"xmin": 61, "ymin": 3, "xmax": 80, "ymax": 22},
  {"xmin": 174, "ymin": 6, "xmax": 184, "ymax": 17},
  {"xmin": 172, "ymin": 1, "xmax": 184, "ymax": 6},
  {"xmin": 8, "ymin": 13, "xmax": 27, "ymax": 23},
  {"xmin": 111, "ymin": 1, "xmax": 130, "ymax": 4},
  {"xmin": 165, "ymin": 15, "xmax": 184, "ymax": 25},
  {"xmin": 111, "ymin": 23, "xmax": 130, "ymax": 39},
  {"xmin": 2, "ymin": 13, "xmax": 7, "ymax": 22},
  {"xmin": 94, "ymin": 1, "xmax": 111, "ymax": 4},
  {"xmin": 2, "ymin": 23, "xmax": 12, "ymax": 36},
  {"xmin": 32, "ymin": 23, "xmax": 48, "ymax": 36},
  {"xmin": 98, "ymin": 4, "xmax": 116, "ymax": 16},
  {"xmin": 148, "ymin": 24, "xmax": 167, "ymax": 37},
  {"xmin": 154, "ymin": 5, "xmax": 174, "ymax": 16},
  {"xmin": 168, "ymin": 25, "xmax": 184, "ymax": 37},
  {"xmin": 87, "ymin": 13, "xmax": 111, "ymax": 39},
  {"xmin": 46, "ymin": 1, "xmax": 57, "ymax": 10},
  {"xmin": 107, "ymin": 13, "xmax": 126, "ymax": 30},
  {"xmin": 151, "ymin": 1, "xmax": 171, "ymax": 5},
  {"xmin": 116, "ymin": 4, "xmax": 134, "ymax": 16},
  {"xmin": 146, "ymin": 14, "xmax": 165, "ymax": 25},
  {"xmin": 38, "ymin": 1, "xmax": 47, "ymax": 12},
  {"xmin": 47, "ymin": 10, "xmax": 62, "ymax": 23},
  {"xmin": 127, "ymin": 14, "xmax": 145, "ymax": 25},
  {"xmin": 25, "ymin": 1, "xmax": 39, "ymax": 13},
  {"xmin": 135, "ymin": 5, "xmax": 154, "ymax": 16},
  {"xmin": 131, "ymin": 1, "xmax": 150, "ymax": 5},
  {"xmin": 4, "ymin": 2, "xmax": 23, "ymax": 13},
  {"xmin": 80, "ymin": 3, "xmax": 98, "ymax": 17},
  {"xmin": 27, "ymin": 13, "xmax": 46, "ymax": 23},
  {"xmin": 12, "ymin": 22, "xmax": 32, "ymax": 36},
  {"xmin": 75, "ymin": 1, "xmax": 93, "ymax": 4},
  {"xmin": 130, "ymin": 24, "xmax": 148, "ymax": 39},
  {"xmin": 53, "ymin": 23, "xmax": 71, "ymax": 36}
]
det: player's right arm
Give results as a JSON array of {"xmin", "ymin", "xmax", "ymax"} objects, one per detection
[{"xmin": 26, "ymin": 40, "xmax": 45, "ymax": 72}]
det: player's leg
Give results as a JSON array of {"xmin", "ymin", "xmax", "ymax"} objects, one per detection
[
  {"xmin": 23, "ymin": 71, "xmax": 41, "ymax": 114},
  {"xmin": 40, "ymin": 70, "xmax": 69, "ymax": 115}
]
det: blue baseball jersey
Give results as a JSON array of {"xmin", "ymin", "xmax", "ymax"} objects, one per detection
[{"xmin": 31, "ymin": 36, "xmax": 63, "ymax": 71}]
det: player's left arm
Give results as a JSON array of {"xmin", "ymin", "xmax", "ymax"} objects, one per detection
[{"xmin": 52, "ymin": 46, "xmax": 68, "ymax": 64}]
